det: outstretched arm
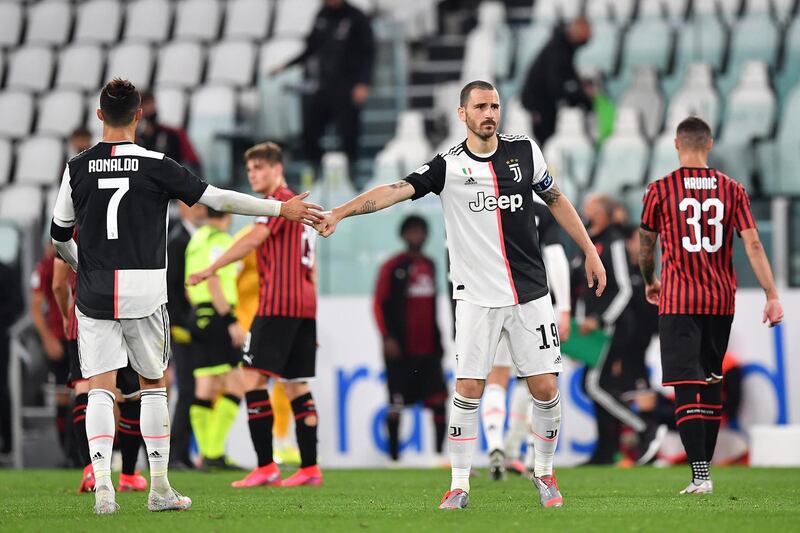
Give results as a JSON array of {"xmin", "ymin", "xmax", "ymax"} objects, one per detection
[
  {"xmin": 198, "ymin": 186, "xmax": 323, "ymax": 226},
  {"xmin": 316, "ymin": 181, "xmax": 416, "ymax": 237},
  {"xmin": 186, "ymin": 225, "xmax": 270, "ymax": 286},
  {"xmin": 740, "ymin": 228, "xmax": 783, "ymax": 326}
]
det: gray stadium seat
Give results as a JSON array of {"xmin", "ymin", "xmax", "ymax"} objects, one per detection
[
  {"xmin": 543, "ymin": 107, "xmax": 594, "ymax": 190},
  {"xmin": 273, "ymin": 0, "xmax": 321, "ymax": 38},
  {"xmin": 638, "ymin": 0, "xmax": 690, "ymax": 20},
  {"xmin": 717, "ymin": 0, "xmax": 745, "ymax": 24},
  {"xmin": 720, "ymin": 13, "xmax": 779, "ymax": 95},
  {"xmin": 0, "ymin": 140, "xmax": 11, "ymax": 187},
  {"xmin": 174, "ymin": 0, "xmax": 222, "ymax": 41},
  {"xmin": 6, "ymin": 46, "xmax": 54, "ymax": 92},
  {"xmin": 25, "ymin": 1, "xmax": 72, "ymax": 46},
  {"xmin": 207, "ymin": 41, "xmax": 257, "ymax": 87},
  {"xmin": 14, "ymin": 137, "xmax": 64, "ymax": 186},
  {"xmin": 0, "ymin": 185, "xmax": 44, "ymax": 225},
  {"xmin": 156, "ymin": 42, "xmax": 205, "ymax": 89},
  {"xmin": 0, "ymin": 91, "xmax": 34, "ymax": 139},
  {"xmin": 74, "ymin": 0, "xmax": 123, "ymax": 45},
  {"xmin": 757, "ymin": 85, "xmax": 800, "ymax": 195},
  {"xmin": 0, "ymin": 3, "xmax": 22, "ymax": 47},
  {"xmin": 56, "ymin": 45, "xmax": 105, "ymax": 92},
  {"xmin": 36, "ymin": 91, "xmax": 85, "ymax": 138},
  {"xmin": 106, "ymin": 43, "xmax": 154, "ymax": 89},
  {"xmin": 620, "ymin": 17, "xmax": 673, "ymax": 75},
  {"xmin": 777, "ymin": 18, "xmax": 800, "ymax": 101},
  {"xmin": 668, "ymin": 63, "xmax": 722, "ymax": 132},
  {"xmin": 673, "ymin": 13, "xmax": 727, "ymax": 74},
  {"xmin": 502, "ymin": 99, "xmax": 534, "ymax": 139},
  {"xmin": 532, "ymin": 0, "xmax": 583, "ymax": 24},
  {"xmin": 619, "ymin": 67, "xmax": 664, "ymax": 140},
  {"xmin": 575, "ymin": 19, "xmax": 619, "ymax": 75},
  {"xmin": 188, "ymin": 86, "xmax": 236, "ymax": 184},
  {"xmin": 257, "ymin": 39, "xmax": 305, "ymax": 140},
  {"xmin": 223, "ymin": 0, "xmax": 272, "ymax": 40},
  {"xmin": 0, "ymin": 221, "xmax": 20, "ymax": 265},
  {"xmin": 153, "ymin": 87, "xmax": 188, "ymax": 128},
  {"xmin": 592, "ymin": 108, "xmax": 650, "ymax": 194},
  {"xmin": 648, "ymin": 110, "xmax": 683, "ymax": 183},
  {"xmin": 124, "ymin": 0, "xmax": 173, "ymax": 44},
  {"xmin": 585, "ymin": 0, "xmax": 636, "ymax": 22},
  {"xmin": 511, "ymin": 24, "xmax": 553, "ymax": 94}
]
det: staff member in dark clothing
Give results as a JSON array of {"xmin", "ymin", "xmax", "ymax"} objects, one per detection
[
  {"xmin": 520, "ymin": 17, "xmax": 592, "ymax": 144},
  {"xmin": 373, "ymin": 216, "xmax": 447, "ymax": 461},
  {"xmin": 0, "ymin": 260, "xmax": 24, "ymax": 458},
  {"xmin": 273, "ymin": 0, "xmax": 375, "ymax": 179},
  {"xmin": 138, "ymin": 91, "xmax": 201, "ymax": 173}
]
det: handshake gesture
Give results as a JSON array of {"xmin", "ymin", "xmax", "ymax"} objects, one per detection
[{"xmin": 279, "ymin": 191, "xmax": 339, "ymax": 237}]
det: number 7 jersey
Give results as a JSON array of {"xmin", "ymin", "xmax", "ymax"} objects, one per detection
[
  {"xmin": 51, "ymin": 141, "xmax": 208, "ymax": 320},
  {"xmin": 640, "ymin": 167, "xmax": 756, "ymax": 316}
]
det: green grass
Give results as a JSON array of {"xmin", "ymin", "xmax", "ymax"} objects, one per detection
[{"xmin": 1, "ymin": 467, "xmax": 799, "ymax": 532}]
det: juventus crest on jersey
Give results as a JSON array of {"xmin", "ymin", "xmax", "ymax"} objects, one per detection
[{"xmin": 404, "ymin": 133, "xmax": 554, "ymax": 307}]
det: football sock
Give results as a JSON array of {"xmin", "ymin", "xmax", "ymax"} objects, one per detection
[
  {"xmin": 504, "ymin": 382, "xmax": 531, "ymax": 460},
  {"xmin": 531, "ymin": 391, "xmax": 561, "ymax": 477},
  {"xmin": 291, "ymin": 392, "xmax": 318, "ymax": 468},
  {"xmin": 431, "ymin": 402, "xmax": 447, "ymax": 455},
  {"xmin": 189, "ymin": 398, "xmax": 212, "ymax": 458},
  {"xmin": 387, "ymin": 403, "xmax": 401, "ymax": 460},
  {"xmin": 118, "ymin": 399, "xmax": 142, "ymax": 475},
  {"xmin": 481, "ymin": 383, "xmax": 507, "ymax": 453},
  {"xmin": 140, "ymin": 388, "xmax": 171, "ymax": 495},
  {"xmin": 700, "ymin": 382, "xmax": 723, "ymax": 461},
  {"xmin": 72, "ymin": 393, "xmax": 90, "ymax": 467},
  {"xmin": 207, "ymin": 394, "xmax": 240, "ymax": 460},
  {"xmin": 272, "ymin": 382, "xmax": 292, "ymax": 441},
  {"xmin": 245, "ymin": 389, "xmax": 274, "ymax": 467},
  {"xmin": 56, "ymin": 404, "xmax": 69, "ymax": 452},
  {"xmin": 449, "ymin": 392, "xmax": 480, "ymax": 492},
  {"xmin": 86, "ymin": 389, "xmax": 116, "ymax": 489},
  {"xmin": 674, "ymin": 384, "xmax": 709, "ymax": 482}
]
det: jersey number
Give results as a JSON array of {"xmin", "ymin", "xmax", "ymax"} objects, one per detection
[
  {"xmin": 300, "ymin": 226, "xmax": 317, "ymax": 268},
  {"xmin": 536, "ymin": 323, "xmax": 560, "ymax": 350},
  {"xmin": 98, "ymin": 178, "xmax": 130, "ymax": 240},
  {"xmin": 679, "ymin": 198, "xmax": 724, "ymax": 253}
]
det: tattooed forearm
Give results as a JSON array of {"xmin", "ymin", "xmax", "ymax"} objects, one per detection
[
  {"xmin": 638, "ymin": 228, "xmax": 657, "ymax": 284},
  {"xmin": 539, "ymin": 184, "xmax": 562, "ymax": 206},
  {"xmin": 389, "ymin": 181, "xmax": 411, "ymax": 190},
  {"xmin": 356, "ymin": 200, "xmax": 377, "ymax": 215}
]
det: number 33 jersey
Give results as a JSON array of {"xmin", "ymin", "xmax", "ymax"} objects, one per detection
[
  {"xmin": 640, "ymin": 167, "xmax": 756, "ymax": 316},
  {"xmin": 51, "ymin": 141, "xmax": 208, "ymax": 320}
]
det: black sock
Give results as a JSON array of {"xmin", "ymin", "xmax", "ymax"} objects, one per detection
[
  {"xmin": 245, "ymin": 390, "xmax": 274, "ymax": 467},
  {"xmin": 56, "ymin": 404, "xmax": 69, "ymax": 451},
  {"xmin": 700, "ymin": 382, "xmax": 723, "ymax": 461},
  {"xmin": 118, "ymin": 400, "xmax": 142, "ymax": 475},
  {"xmin": 72, "ymin": 393, "xmax": 90, "ymax": 467},
  {"xmin": 674, "ymin": 384, "xmax": 709, "ymax": 480},
  {"xmin": 291, "ymin": 392, "xmax": 318, "ymax": 468},
  {"xmin": 387, "ymin": 406, "xmax": 401, "ymax": 460},
  {"xmin": 431, "ymin": 402, "xmax": 447, "ymax": 455}
]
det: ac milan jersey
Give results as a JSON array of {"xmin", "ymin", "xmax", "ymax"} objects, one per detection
[
  {"xmin": 66, "ymin": 269, "xmax": 78, "ymax": 341},
  {"xmin": 51, "ymin": 141, "xmax": 208, "ymax": 320},
  {"xmin": 640, "ymin": 167, "xmax": 756, "ymax": 315},
  {"xmin": 255, "ymin": 186, "xmax": 317, "ymax": 319},
  {"xmin": 404, "ymin": 133, "xmax": 554, "ymax": 307},
  {"xmin": 31, "ymin": 252, "xmax": 66, "ymax": 340}
]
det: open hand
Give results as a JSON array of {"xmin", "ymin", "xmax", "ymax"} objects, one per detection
[
  {"xmin": 763, "ymin": 298, "xmax": 783, "ymax": 327},
  {"xmin": 281, "ymin": 191, "xmax": 324, "ymax": 226},
  {"xmin": 645, "ymin": 279, "xmax": 661, "ymax": 305},
  {"xmin": 585, "ymin": 252, "xmax": 606, "ymax": 297}
]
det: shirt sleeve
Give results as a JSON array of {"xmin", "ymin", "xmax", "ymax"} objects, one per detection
[
  {"xmin": 255, "ymin": 214, "xmax": 285, "ymax": 236},
  {"xmin": 373, "ymin": 261, "xmax": 392, "ymax": 337},
  {"xmin": 30, "ymin": 262, "xmax": 44, "ymax": 292},
  {"xmin": 154, "ymin": 157, "xmax": 209, "ymax": 206},
  {"xmin": 733, "ymin": 183, "xmax": 757, "ymax": 232},
  {"xmin": 529, "ymin": 139, "xmax": 554, "ymax": 194},
  {"xmin": 51, "ymin": 166, "xmax": 76, "ymax": 242},
  {"xmin": 403, "ymin": 154, "xmax": 447, "ymax": 200},
  {"xmin": 640, "ymin": 183, "xmax": 661, "ymax": 232}
]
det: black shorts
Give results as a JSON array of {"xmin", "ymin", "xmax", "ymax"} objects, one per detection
[
  {"xmin": 386, "ymin": 355, "xmax": 448, "ymax": 406},
  {"xmin": 66, "ymin": 339, "xmax": 84, "ymax": 387},
  {"xmin": 48, "ymin": 340, "xmax": 70, "ymax": 386},
  {"xmin": 190, "ymin": 305, "xmax": 241, "ymax": 376},
  {"xmin": 659, "ymin": 314, "xmax": 733, "ymax": 386},
  {"xmin": 243, "ymin": 316, "xmax": 316, "ymax": 380}
]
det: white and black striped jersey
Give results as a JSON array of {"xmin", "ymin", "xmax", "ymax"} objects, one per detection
[
  {"xmin": 51, "ymin": 141, "xmax": 208, "ymax": 320},
  {"xmin": 404, "ymin": 133, "xmax": 554, "ymax": 308}
]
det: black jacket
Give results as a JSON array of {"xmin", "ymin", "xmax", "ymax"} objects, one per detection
[
  {"xmin": 166, "ymin": 221, "xmax": 192, "ymax": 331},
  {"xmin": 576, "ymin": 226, "xmax": 632, "ymax": 328}
]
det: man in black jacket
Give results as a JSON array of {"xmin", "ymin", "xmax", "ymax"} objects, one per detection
[
  {"xmin": 0, "ymin": 260, "xmax": 23, "ymax": 458},
  {"xmin": 273, "ymin": 0, "xmax": 375, "ymax": 179},
  {"xmin": 520, "ymin": 17, "xmax": 592, "ymax": 144}
]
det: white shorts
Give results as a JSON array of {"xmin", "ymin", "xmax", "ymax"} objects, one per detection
[
  {"xmin": 76, "ymin": 304, "xmax": 171, "ymax": 380},
  {"xmin": 455, "ymin": 295, "xmax": 563, "ymax": 379}
]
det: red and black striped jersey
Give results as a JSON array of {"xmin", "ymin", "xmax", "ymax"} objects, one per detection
[
  {"xmin": 31, "ymin": 252, "xmax": 66, "ymax": 340},
  {"xmin": 66, "ymin": 269, "xmax": 78, "ymax": 341},
  {"xmin": 255, "ymin": 186, "xmax": 317, "ymax": 319},
  {"xmin": 641, "ymin": 167, "xmax": 756, "ymax": 316}
]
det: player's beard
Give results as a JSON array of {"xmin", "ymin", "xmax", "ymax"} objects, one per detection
[{"xmin": 466, "ymin": 116, "xmax": 497, "ymax": 141}]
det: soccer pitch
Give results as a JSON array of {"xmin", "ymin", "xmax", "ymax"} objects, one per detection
[{"xmin": 1, "ymin": 467, "xmax": 798, "ymax": 532}]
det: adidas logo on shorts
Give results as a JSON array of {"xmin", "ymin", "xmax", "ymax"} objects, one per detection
[{"xmin": 554, "ymin": 354, "xmax": 562, "ymax": 365}]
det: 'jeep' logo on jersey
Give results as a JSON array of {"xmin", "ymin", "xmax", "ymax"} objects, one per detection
[{"xmin": 469, "ymin": 191, "xmax": 523, "ymax": 213}]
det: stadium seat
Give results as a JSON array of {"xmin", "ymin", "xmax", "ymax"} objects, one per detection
[
  {"xmin": 36, "ymin": 91, "xmax": 85, "ymax": 138},
  {"xmin": 502, "ymin": 99, "xmax": 534, "ymax": 139},
  {"xmin": 85, "ymin": 93, "xmax": 104, "ymax": 140},
  {"xmin": 44, "ymin": 184, "xmax": 60, "ymax": 225},
  {"xmin": 0, "ymin": 91, "xmax": 34, "ymax": 140},
  {"xmin": 756, "ymin": 85, "xmax": 800, "ymax": 195},
  {"xmin": 767, "ymin": 0, "xmax": 797, "ymax": 23},
  {"xmin": 273, "ymin": 0, "xmax": 322, "ymax": 38},
  {"xmin": 511, "ymin": 24, "xmax": 553, "ymax": 95},
  {"xmin": 188, "ymin": 86, "xmax": 236, "ymax": 185},
  {"xmin": 667, "ymin": 63, "xmax": 721, "ymax": 132},
  {"xmin": 638, "ymin": 0, "xmax": 690, "ymax": 20},
  {"xmin": 0, "ymin": 221, "xmax": 20, "ymax": 265},
  {"xmin": 74, "ymin": 0, "xmax": 123, "ymax": 45},
  {"xmin": 0, "ymin": 3, "xmax": 22, "ymax": 47},
  {"xmin": 0, "ymin": 185, "xmax": 44, "ymax": 226},
  {"xmin": 575, "ymin": 19, "xmax": 619, "ymax": 76},
  {"xmin": 25, "ymin": 1, "xmax": 72, "ymax": 46},
  {"xmin": 6, "ymin": 46, "xmax": 54, "ymax": 92},
  {"xmin": 55, "ymin": 45, "xmax": 105, "ymax": 92},
  {"xmin": 174, "ymin": 0, "xmax": 222, "ymax": 41},
  {"xmin": 153, "ymin": 87, "xmax": 189, "ymax": 128},
  {"xmin": 619, "ymin": 67, "xmax": 664, "ymax": 140},
  {"xmin": 14, "ymin": 137, "xmax": 64, "ymax": 186},
  {"xmin": 776, "ymin": 18, "xmax": 800, "ymax": 101},
  {"xmin": 585, "ymin": 0, "xmax": 636, "ymax": 22},
  {"xmin": 435, "ymin": 105, "xmax": 468, "ymax": 155},
  {"xmin": 532, "ymin": 0, "xmax": 583, "ymax": 24},
  {"xmin": 207, "ymin": 41, "xmax": 257, "ymax": 87},
  {"xmin": 648, "ymin": 111, "xmax": 683, "ymax": 182},
  {"xmin": 672, "ymin": 11, "xmax": 727, "ymax": 75},
  {"xmin": 717, "ymin": 0, "xmax": 745, "ymax": 24},
  {"xmin": 720, "ymin": 13, "xmax": 779, "ymax": 95},
  {"xmin": 155, "ymin": 42, "xmax": 205, "ymax": 89},
  {"xmin": 543, "ymin": 107, "xmax": 594, "ymax": 189},
  {"xmin": 106, "ymin": 43, "xmax": 154, "ymax": 89},
  {"xmin": 124, "ymin": 0, "xmax": 173, "ymax": 44},
  {"xmin": 256, "ymin": 39, "xmax": 305, "ymax": 141},
  {"xmin": 223, "ymin": 0, "xmax": 272, "ymax": 40},
  {"xmin": 375, "ymin": 111, "xmax": 432, "ymax": 178},
  {"xmin": 617, "ymin": 16, "xmax": 672, "ymax": 95},
  {"xmin": 0, "ymin": 140, "xmax": 11, "ymax": 187},
  {"xmin": 313, "ymin": 152, "xmax": 359, "ymax": 207},
  {"xmin": 592, "ymin": 107, "xmax": 649, "ymax": 193},
  {"xmin": 462, "ymin": 2, "xmax": 512, "ymax": 81}
]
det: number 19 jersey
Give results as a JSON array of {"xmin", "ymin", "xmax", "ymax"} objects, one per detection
[
  {"xmin": 51, "ymin": 141, "xmax": 208, "ymax": 320},
  {"xmin": 640, "ymin": 167, "xmax": 756, "ymax": 316}
]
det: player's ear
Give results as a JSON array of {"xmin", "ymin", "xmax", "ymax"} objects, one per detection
[
  {"xmin": 458, "ymin": 106, "xmax": 466, "ymax": 123},
  {"xmin": 673, "ymin": 136, "xmax": 680, "ymax": 151},
  {"xmin": 134, "ymin": 107, "xmax": 143, "ymax": 121},
  {"xmin": 96, "ymin": 108, "xmax": 104, "ymax": 122},
  {"xmin": 707, "ymin": 137, "xmax": 714, "ymax": 152}
]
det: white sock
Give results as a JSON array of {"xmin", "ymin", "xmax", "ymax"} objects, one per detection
[
  {"xmin": 449, "ymin": 392, "xmax": 480, "ymax": 492},
  {"xmin": 504, "ymin": 382, "xmax": 530, "ymax": 459},
  {"xmin": 481, "ymin": 383, "xmax": 507, "ymax": 453},
  {"xmin": 86, "ymin": 389, "xmax": 116, "ymax": 491},
  {"xmin": 140, "ymin": 388, "xmax": 171, "ymax": 495},
  {"xmin": 531, "ymin": 391, "xmax": 561, "ymax": 477}
]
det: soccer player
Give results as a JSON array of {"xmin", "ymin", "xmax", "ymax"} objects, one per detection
[
  {"xmin": 373, "ymin": 215, "xmax": 447, "ymax": 462},
  {"xmin": 185, "ymin": 209, "xmax": 245, "ymax": 468},
  {"xmin": 315, "ymin": 80, "xmax": 606, "ymax": 509},
  {"xmin": 639, "ymin": 116, "xmax": 784, "ymax": 494},
  {"xmin": 187, "ymin": 142, "xmax": 322, "ymax": 488},
  {"xmin": 49, "ymin": 78, "xmax": 322, "ymax": 514}
]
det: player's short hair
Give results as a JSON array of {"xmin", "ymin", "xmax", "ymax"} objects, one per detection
[
  {"xmin": 244, "ymin": 142, "xmax": 283, "ymax": 165},
  {"xmin": 400, "ymin": 215, "xmax": 428, "ymax": 236},
  {"xmin": 460, "ymin": 80, "xmax": 496, "ymax": 107},
  {"xmin": 99, "ymin": 78, "xmax": 141, "ymax": 127},
  {"xmin": 69, "ymin": 126, "xmax": 92, "ymax": 139},
  {"xmin": 676, "ymin": 116, "xmax": 712, "ymax": 151},
  {"xmin": 207, "ymin": 207, "xmax": 227, "ymax": 219}
]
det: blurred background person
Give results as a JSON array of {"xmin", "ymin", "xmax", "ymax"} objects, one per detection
[
  {"xmin": 138, "ymin": 90, "xmax": 201, "ymax": 173},
  {"xmin": 0, "ymin": 259, "xmax": 24, "ymax": 462},
  {"xmin": 67, "ymin": 127, "xmax": 93, "ymax": 158}
]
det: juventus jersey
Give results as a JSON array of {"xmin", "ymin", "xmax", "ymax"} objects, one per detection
[
  {"xmin": 51, "ymin": 141, "xmax": 208, "ymax": 320},
  {"xmin": 404, "ymin": 133, "xmax": 554, "ymax": 308}
]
